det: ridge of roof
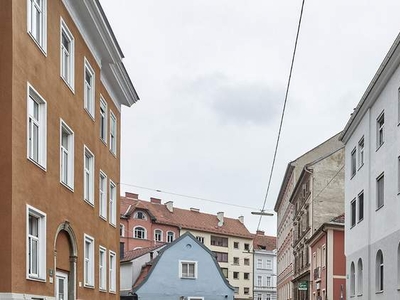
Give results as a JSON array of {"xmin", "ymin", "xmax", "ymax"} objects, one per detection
[{"xmin": 121, "ymin": 245, "xmax": 164, "ymax": 263}]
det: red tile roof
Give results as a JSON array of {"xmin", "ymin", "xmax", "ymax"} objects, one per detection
[
  {"xmin": 330, "ymin": 213, "xmax": 345, "ymax": 224},
  {"xmin": 121, "ymin": 245, "xmax": 164, "ymax": 263},
  {"xmin": 253, "ymin": 234, "xmax": 276, "ymax": 251},
  {"xmin": 121, "ymin": 196, "xmax": 253, "ymax": 239}
]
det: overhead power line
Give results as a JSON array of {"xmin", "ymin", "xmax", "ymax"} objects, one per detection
[{"xmin": 257, "ymin": 0, "xmax": 306, "ymax": 231}]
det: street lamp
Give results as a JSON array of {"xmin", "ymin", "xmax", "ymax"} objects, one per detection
[{"xmin": 251, "ymin": 210, "xmax": 274, "ymax": 216}]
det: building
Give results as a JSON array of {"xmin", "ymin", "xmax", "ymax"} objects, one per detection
[
  {"xmin": 274, "ymin": 134, "xmax": 343, "ymax": 300},
  {"xmin": 120, "ymin": 193, "xmax": 254, "ymax": 299},
  {"xmin": 253, "ymin": 231, "xmax": 277, "ymax": 300},
  {"xmin": 339, "ymin": 32, "xmax": 400, "ymax": 299},
  {"xmin": 131, "ymin": 232, "xmax": 235, "ymax": 300},
  {"xmin": 308, "ymin": 215, "xmax": 345, "ymax": 300},
  {"xmin": 291, "ymin": 146, "xmax": 344, "ymax": 300},
  {"xmin": 0, "ymin": 1, "xmax": 138, "ymax": 299}
]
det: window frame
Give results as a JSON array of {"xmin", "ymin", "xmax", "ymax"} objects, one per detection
[
  {"xmin": 120, "ymin": 224, "xmax": 125, "ymax": 237},
  {"xmin": 376, "ymin": 173, "xmax": 384, "ymax": 210},
  {"xmin": 109, "ymin": 110, "xmax": 117, "ymax": 156},
  {"xmin": 167, "ymin": 231, "xmax": 175, "ymax": 243},
  {"xmin": 376, "ymin": 250, "xmax": 384, "ymax": 292},
  {"xmin": 109, "ymin": 250, "xmax": 116, "ymax": 293},
  {"xmin": 109, "ymin": 180, "xmax": 116, "ymax": 226},
  {"xmin": 84, "ymin": 234, "xmax": 95, "ymax": 288},
  {"xmin": 27, "ymin": 0, "xmax": 47, "ymax": 54},
  {"xmin": 60, "ymin": 120, "xmax": 74, "ymax": 190},
  {"xmin": 358, "ymin": 137, "xmax": 364, "ymax": 169},
  {"xmin": 179, "ymin": 260, "xmax": 198, "ymax": 279},
  {"xmin": 377, "ymin": 111, "xmax": 385, "ymax": 149},
  {"xmin": 60, "ymin": 18, "xmax": 75, "ymax": 91},
  {"xmin": 99, "ymin": 246, "xmax": 107, "ymax": 291},
  {"xmin": 100, "ymin": 96, "xmax": 107, "ymax": 144},
  {"xmin": 350, "ymin": 198, "xmax": 356, "ymax": 228},
  {"xmin": 154, "ymin": 229, "xmax": 163, "ymax": 242},
  {"xmin": 99, "ymin": 171, "xmax": 107, "ymax": 220},
  {"xmin": 210, "ymin": 235, "xmax": 228, "ymax": 247},
  {"xmin": 134, "ymin": 226, "xmax": 146, "ymax": 239},
  {"xmin": 83, "ymin": 146, "xmax": 95, "ymax": 205},
  {"xmin": 351, "ymin": 147, "xmax": 356, "ymax": 177},
  {"xmin": 350, "ymin": 262, "xmax": 355, "ymax": 296},
  {"xmin": 83, "ymin": 58, "xmax": 95, "ymax": 118},
  {"xmin": 358, "ymin": 191, "xmax": 364, "ymax": 222},
  {"xmin": 26, "ymin": 205, "xmax": 46, "ymax": 281},
  {"xmin": 27, "ymin": 83, "xmax": 47, "ymax": 169}
]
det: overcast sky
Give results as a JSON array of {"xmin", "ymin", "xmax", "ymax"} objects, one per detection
[{"xmin": 101, "ymin": 0, "xmax": 400, "ymax": 236}]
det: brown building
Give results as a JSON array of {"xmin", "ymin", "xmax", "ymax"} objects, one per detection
[
  {"xmin": 0, "ymin": 1, "xmax": 138, "ymax": 299},
  {"xmin": 309, "ymin": 215, "xmax": 345, "ymax": 300}
]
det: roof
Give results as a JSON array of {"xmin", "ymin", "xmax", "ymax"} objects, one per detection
[
  {"xmin": 121, "ymin": 197, "xmax": 253, "ymax": 239},
  {"xmin": 308, "ymin": 213, "xmax": 345, "ymax": 246},
  {"xmin": 121, "ymin": 245, "xmax": 164, "ymax": 263},
  {"xmin": 253, "ymin": 234, "xmax": 276, "ymax": 251},
  {"xmin": 340, "ymin": 32, "xmax": 400, "ymax": 142},
  {"xmin": 330, "ymin": 213, "xmax": 345, "ymax": 224}
]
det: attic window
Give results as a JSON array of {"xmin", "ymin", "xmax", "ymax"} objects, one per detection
[{"xmin": 134, "ymin": 211, "xmax": 147, "ymax": 220}]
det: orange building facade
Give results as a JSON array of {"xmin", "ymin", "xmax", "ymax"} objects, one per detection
[{"xmin": 0, "ymin": 1, "xmax": 138, "ymax": 299}]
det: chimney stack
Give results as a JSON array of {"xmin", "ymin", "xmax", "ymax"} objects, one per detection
[
  {"xmin": 165, "ymin": 201, "xmax": 173, "ymax": 213},
  {"xmin": 125, "ymin": 192, "xmax": 138, "ymax": 199},
  {"xmin": 256, "ymin": 230, "xmax": 265, "ymax": 235},
  {"xmin": 190, "ymin": 208, "xmax": 200, "ymax": 212},
  {"xmin": 217, "ymin": 212, "xmax": 224, "ymax": 227},
  {"xmin": 238, "ymin": 216, "xmax": 244, "ymax": 224},
  {"xmin": 150, "ymin": 197, "xmax": 161, "ymax": 204}
]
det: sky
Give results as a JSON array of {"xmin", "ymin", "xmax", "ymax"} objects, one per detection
[{"xmin": 100, "ymin": 0, "xmax": 400, "ymax": 236}]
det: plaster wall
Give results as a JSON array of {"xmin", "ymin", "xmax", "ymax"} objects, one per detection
[{"xmin": 254, "ymin": 250, "xmax": 277, "ymax": 300}]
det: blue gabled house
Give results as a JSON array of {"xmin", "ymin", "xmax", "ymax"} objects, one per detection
[{"xmin": 130, "ymin": 232, "xmax": 235, "ymax": 300}]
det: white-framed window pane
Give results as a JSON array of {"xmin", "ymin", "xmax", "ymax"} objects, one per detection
[
  {"xmin": 109, "ymin": 181, "xmax": 116, "ymax": 225},
  {"xmin": 377, "ymin": 173, "xmax": 384, "ymax": 209},
  {"xmin": 27, "ymin": 205, "xmax": 46, "ymax": 280},
  {"xmin": 84, "ymin": 234, "xmax": 94, "ymax": 287},
  {"xmin": 358, "ymin": 137, "xmax": 364, "ymax": 168},
  {"xmin": 60, "ymin": 19, "xmax": 74, "ymax": 89},
  {"xmin": 60, "ymin": 121, "xmax": 74, "ymax": 189},
  {"xmin": 167, "ymin": 231, "xmax": 174, "ymax": 243},
  {"xmin": 84, "ymin": 58, "xmax": 95, "ymax": 117},
  {"xmin": 99, "ymin": 172, "xmax": 107, "ymax": 219},
  {"xmin": 351, "ymin": 148, "xmax": 356, "ymax": 176},
  {"xmin": 180, "ymin": 261, "xmax": 197, "ymax": 278},
  {"xmin": 28, "ymin": 0, "xmax": 47, "ymax": 50},
  {"xmin": 100, "ymin": 97, "xmax": 107, "ymax": 142},
  {"xmin": 110, "ymin": 111, "xmax": 117, "ymax": 155},
  {"xmin": 83, "ymin": 147, "xmax": 94, "ymax": 204},
  {"xmin": 99, "ymin": 247, "xmax": 106, "ymax": 290},
  {"xmin": 109, "ymin": 251, "xmax": 116, "ymax": 292},
  {"xmin": 377, "ymin": 112, "xmax": 384, "ymax": 148}
]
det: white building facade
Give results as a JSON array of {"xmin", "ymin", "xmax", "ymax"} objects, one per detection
[
  {"xmin": 340, "ymin": 32, "xmax": 400, "ymax": 300},
  {"xmin": 254, "ymin": 248, "xmax": 277, "ymax": 300}
]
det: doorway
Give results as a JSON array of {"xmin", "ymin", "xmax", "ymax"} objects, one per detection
[{"xmin": 56, "ymin": 271, "xmax": 69, "ymax": 300}]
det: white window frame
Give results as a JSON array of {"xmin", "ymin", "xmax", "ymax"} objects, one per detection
[
  {"xmin": 377, "ymin": 111, "xmax": 384, "ymax": 149},
  {"xmin": 27, "ymin": 83, "xmax": 47, "ymax": 169},
  {"xmin": 134, "ymin": 226, "xmax": 146, "ymax": 239},
  {"xmin": 84, "ymin": 234, "xmax": 94, "ymax": 287},
  {"xmin": 60, "ymin": 120, "xmax": 74, "ymax": 190},
  {"xmin": 60, "ymin": 18, "xmax": 75, "ymax": 91},
  {"xmin": 83, "ymin": 58, "xmax": 95, "ymax": 118},
  {"xmin": 83, "ymin": 146, "xmax": 95, "ymax": 205},
  {"xmin": 257, "ymin": 258, "xmax": 263, "ymax": 269},
  {"xmin": 27, "ymin": 0, "xmax": 47, "ymax": 53},
  {"xmin": 351, "ymin": 198, "xmax": 356, "ymax": 227},
  {"xmin": 266, "ymin": 259, "xmax": 272, "ymax": 270},
  {"xmin": 154, "ymin": 229, "xmax": 163, "ymax": 242},
  {"xmin": 109, "ymin": 180, "xmax": 116, "ymax": 226},
  {"xmin": 100, "ymin": 96, "xmax": 107, "ymax": 143},
  {"xmin": 134, "ymin": 211, "xmax": 147, "ymax": 220},
  {"xmin": 167, "ymin": 231, "xmax": 175, "ymax": 243},
  {"xmin": 351, "ymin": 148, "xmax": 356, "ymax": 177},
  {"xmin": 99, "ymin": 171, "xmax": 107, "ymax": 220},
  {"xmin": 109, "ymin": 110, "xmax": 117, "ymax": 156},
  {"xmin": 120, "ymin": 224, "xmax": 125, "ymax": 237},
  {"xmin": 377, "ymin": 173, "xmax": 384, "ymax": 209},
  {"xmin": 188, "ymin": 298, "xmax": 204, "ymax": 300},
  {"xmin": 99, "ymin": 246, "xmax": 106, "ymax": 291},
  {"xmin": 109, "ymin": 250, "xmax": 116, "ymax": 293},
  {"xmin": 358, "ymin": 137, "xmax": 364, "ymax": 169},
  {"xmin": 26, "ymin": 205, "xmax": 46, "ymax": 281},
  {"xmin": 179, "ymin": 260, "xmax": 198, "ymax": 279}
]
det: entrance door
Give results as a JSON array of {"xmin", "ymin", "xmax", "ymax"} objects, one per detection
[{"xmin": 56, "ymin": 271, "xmax": 68, "ymax": 300}]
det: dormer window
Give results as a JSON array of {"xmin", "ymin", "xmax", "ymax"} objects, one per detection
[{"xmin": 134, "ymin": 211, "xmax": 147, "ymax": 220}]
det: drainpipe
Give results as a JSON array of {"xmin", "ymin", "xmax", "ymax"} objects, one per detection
[{"xmin": 322, "ymin": 228, "xmax": 328, "ymax": 300}]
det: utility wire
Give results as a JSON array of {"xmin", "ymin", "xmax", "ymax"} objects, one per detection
[
  {"xmin": 257, "ymin": 0, "xmax": 306, "ymax": 231},
  {"xmin": 119, "ymin": 182, "xmax": 261, "ymax": 211}
]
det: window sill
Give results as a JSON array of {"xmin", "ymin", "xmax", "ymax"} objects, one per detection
[
  {"xmin": 27, "ymin": 32, "xmax": 47, "ymax": 57},
  {"xmin": 100, "ymin": 138, "xmax": 107, "ymax": 146},
  {"xmin": 375, "ymin": 290, "xmax": 383, "ymax": 294},
  {"xmin": 84, "ymin": 108, "xmax": 95, "ymax": 121},
  {"xmin": 84, "ymin": 284, "xmax": 95, "ymax": 289},
  {"xmin": 357, "ymin": 164, "xmax": 364, "ymax": 171},
  {"xmin": 376, "ymin": 205, "xmax": 384, "ymax": 212},
  {"xmin": 27, "ymin": 157, "xmax": 47, "ymax": 172},
  {"xmin": 109, "ymin": 290, "xmax": 116, "ymax": 294},
  {"xmin": 109, "ymin": 222, "xmax": 117, "ymax": 228},
  {"xmin": 357, "ymin": 294, "xmax": 363, "ymax": 297},
  {"xmin": 180, "ymin": 277, "xmax": 197, "ymax": 280},
  {"xmin": 376, "ymin": 143, "xmax": 384, "ymax": 152},
  {"xmin": 350, "ymin": 173, "xmax": 356, "ymax": 180},
  {"xmin": 99, "ymin": 288, "xmax": 107, "ymax": 293},
  {"xmin": 357, "ymin": 218, "xmax": 364, "ymax": 224},
  {"xmin": 84, "ymin": 199, "xmax": 95, "ymax": 207},
  {"xmin": 99, "ymin": 215, "xmax": 107, "ymax": 222},
  {"xmin": 27, "ymin": 276, "xmax": 46, "ymax": 283},
  {"xmin": 109, "ymin": 150, "xmax": 117, "ymax": 158},
  {"xmin": 60, "ymin": 181, "xmax": 74, "ymax": 192},
  {"xmin": 61, "ymin": 76, "xmax": 75, "ymax": 94}
]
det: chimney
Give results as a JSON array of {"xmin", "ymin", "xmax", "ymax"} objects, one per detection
[
  {"xmin": 150, "ymin": 197, "xmax": 161, "ymax": 204},
  {"xmin": 217, "ymin": 212, "xmax": 224, "ymax": 227},
  {"xmin": 190, "ymin": 207, "xmax": 200, "ymax": 212},
  {"xmin": 165, "ymin": 201, "xmax": 173, "ymax": 213},
  {"xmin": 238, "ymin": 216, "xmax": 244, "ymax": 224},
  {"xmin": 256, "ymin": 230, "xmax": 265, "ymax": 235},
  {"xmin": 125, "ymin": 192, "xmax": 138, "ymax": 199}
]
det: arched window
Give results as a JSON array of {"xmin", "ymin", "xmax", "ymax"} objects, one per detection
[
  {"xmin": 167, "ymin": 231, "xmax": 175, "ymax": 243},
  {"xmin": 376, "ymin": 250, "xmax": 384, "ymax": 292},
  {"xmin": 357, "ymin": 258, "xmax": 363, "ymax": 295},
  {"xmin": 134, "ymin": 226, "xmax": 146, "ymax": 239},
  {"xmin": 350, "ymin": 262, "xmax": 355, "ymax": 296},
  {"xmin": 120, "ymin": 224, "xmax": 125, "ymax": 237},
  {"xmin": 154, "ymin": 229, "xmax": 163, "ymax": 242},
  {"xmin": 134, "ymin": 211, "xmax": 147, "ymax": 220}
]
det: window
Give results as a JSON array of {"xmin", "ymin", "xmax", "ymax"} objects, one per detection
[
  {"xmin": 134, "ymin": 211, "xmax": 147, "ymax": 220},
  {"xmin": 83, "ymin": 147, "xmax": 94, "ymax": 204},
  {"xmin": 134, "ymin": 227, "xmax": 146, "ymax": 239},
  {"xmin": 266, "ymin": 276, "xmax": 271, "ymax": 287},
  {"xmin": 233, "ymin": 257, "xmax": 239, "ymax": 265},
  {"xmin": 398, "ymin": 156, "xmax": 400, "ymax": 194},
  {"xmin": 99, "ymin": 171, "xmax": 107, "ymax": 219},
  {"xmin": 233, "ymin": 287, "xmax": 239, "ymax": 294},
  {"xmin": 221, "ymin": 268, "xmax": 228, "ymax": 278},
  {"xmin": 27, "ymin": 205, "xmax": 46, "ymax": 280},
  {"xmin": 358, "ymin": 191, "xmax": 364, "ymax": 222},
  {"xmin": 257, "ymin": 258, "xmax": 263, "ymax": 269},
  {"xmin": 266, "ymin": 294, "xmax": 271, "ymax": 300},
  {"xmin": 109, "ymin": 180, "xmax": 116, "ymax": 225},
  {"xmin": 357, "ymin": 258, "xmax": 363, "ymax": 295},
  {"xmin": 376, "ymin": 250, "xmax": 384, "ymax": 292},
  {"xmin": 167, "ymin": 231, "xmax": 175, "ymax": 243},
  {"xmin": 110, "ymin": 111, "xmax": 117, "ymax": 155},
  {"xmin": 119, "ymin": 224, "xmax": 125, "ymax": 237},
  {"xmin": 244, "ymin": 287, "xmax": 249, "ymax": 295},
  {"xmin": 109, "ymin": 250, "xmax": 116, "ymax": 292},
  {"xmin": 84, "ymin": 234, "xmax": 94, "ymax": 287},
  {"xmin": 27, "ymin": 0, "xmax": 47, "ymax": 51},
  {"xmin": 257, "ymin": 275, "xmax": 262, "ymax": 286},
  {"xmin": 351, "ymin": 148, "xmax": 356, "ymax": 177},
  {"xmin": 233, "ymin": 272, "xmax": 239, "ymax": 279},
  {"xmin": 257, "ymin": 294, "xmax": 262, "ymax": 300},
  {"xmin": 27, "ymin": 84, "xmax": 47, "ymax": 168},
  {"xmin": 244, "ymin": 243, "xmax": 250, "ymax": 251},
  {"xmin": 398, "ymin": 244, "xmax": 400, "ymax": 289},
  {"xmin": 100, "ymin": 97, "xmax": 107, "ymax": 143},
  {"xmin": 244, "ymin": 258, "xmax": 250, "ymax": 266},
  {"xmin": 351, "ymin": 199, "xmax": 356, "ymax": 227},
  {"xmin": 154, "ymin": 229, "xmax": 162, "ymax": 242},
  {"xmin": 350, "ymin": 262, "xmax": 355, "ymax": 296},
  {"xmin": 214, "ymin": 252, "xmax": 228, "ymax": 263},
  {"xmin": 244, "ymin": 272, "xmax": 250, "ymax": 280},
  {"xmin": 233, "ymin": 241, "xmax": 239, "ymax": 249},
  {"xmin": 322, "ymin": 245, "xmax": 326, "ymax": 268},
  {"xmin": 211, "ymin": 236, "xmax": 228, "ymax": 247},
  {"xmin": 377, "ymin": 173, "xmax": 384, "ymax": 209},
  {"xmin": 377, "ymin": 112, "xmax": 384, "ymax": 149},
  {"xmin": 83, "ymin": 58, "xmax": 95, "ymax": 117},
  {"xmin": 60, "ymin": 121, "xmax": 74, "ymax": 189},
  {"xmin": 266, "ymin": 259, "xmax": 272, "ymax": 270},
  {"xmin": 196, "ymin": 236, "xmax": 204, "ymax": 244},
  {"xmin": 99, "ymin": 246, "xmax": 106, "ymax": 291},
  {"xmin": 180, "ymin": 261, "xmax": 197, "ymax": 279},
  {"xmin": 358, "ymin": 137, "xmax": 364, "ymax": 168},
  {"xmin": 60, "ymin": 19, "xmax": 74, "ymax": 90}
]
